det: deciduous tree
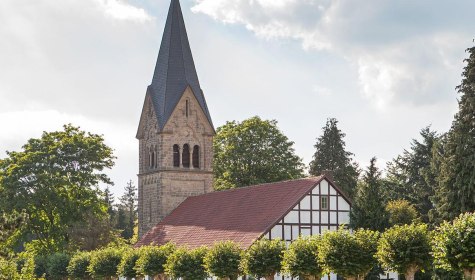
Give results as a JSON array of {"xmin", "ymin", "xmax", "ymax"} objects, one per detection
[
  {"xmin": 165, "ymin": 247, "xmax": 208, "ymax": 280},
  {"xmin": 0, "ymin": 124, "xmax": 115, "ymax": 253},
  {"xmin": 318, "ymin": 228, "xmax": 379, "ymax": 280},
  {"xmin": 432, "ymin": 212, "xmax": 475, "ymax": 280},
  {"xmin": 282, "ymin": 236, "xmax": 323, "ymax": 280},
  {"xmin": 135, "ymin": 243, "xmax": 175, "ymax": 280},
  {"xmin": 213, "ymin": 116, "xmax": 304, "ymax": 190},
  {"xmin": 309, "ymin": 118, "xmax": 360, "ymax": 198},
  {"xmin": 386, "ymin": 200, "xmax": 419, "ymax": 226},
  {"xmin": 241, "ymin": 239, "xmax": 286, "ymax": 280},
  {"xmin": 377, "ymin": 223, "xmax": 432, "ymax": 280},
  {"xmin": 204, "ymin": 241, "xmax": 242, "ymax": 280}
]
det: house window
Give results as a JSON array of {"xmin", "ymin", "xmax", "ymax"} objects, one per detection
[
  {"xmin": 192, "ymin": 145, "xmax": 200, "ymax": 168},
  {"xmin": 182, "ymin": 144, "xmax": 190, "ymax": 168},
  {"xmin": 173, "ymin": 145, "xmax": 180, "ymax": 167},
  {"xmin": 321, "ymin": 196, "xmax": 329, "ymax": 210}
]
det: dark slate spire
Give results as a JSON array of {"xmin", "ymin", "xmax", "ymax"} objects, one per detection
[{"xmin": 149, "ymin": 0, "xmax": 213, "ymax": 130}]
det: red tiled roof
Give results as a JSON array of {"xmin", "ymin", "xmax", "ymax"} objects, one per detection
[{"xmin": 136, "ymin": 176, "xmax": 326, "ymax": 249}]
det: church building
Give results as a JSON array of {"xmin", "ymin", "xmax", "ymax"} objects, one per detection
[{"xmin": 136, "ymin": 0, "xmax": 355, "ymax": 279}]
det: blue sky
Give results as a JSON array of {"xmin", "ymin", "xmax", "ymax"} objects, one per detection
[{"xmin": 1, "ymin": 0, "xmax": 474, "ymax": 197}]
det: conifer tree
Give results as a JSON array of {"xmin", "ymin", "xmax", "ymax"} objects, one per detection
[
  {"xmin": 431, "ymin": 45, "xmax": 475, "ymax": 222},
  {"xmin": 384, "ymin": 127, "xmax": 439, "ymax": 222},
  {"xmin": 309, "ymin": 118, "xmax": 359, "ymax": 198},
  {"xmin": 350, "ymin": 157, "xmax": 388, "ymax": 231},
  {"xmin": 104, "ymin": 186, "xmax": 116, "ymax": 225},
  {"xmin": 118, "ymin": 180, "xmax": 137, "ymax": 239}
]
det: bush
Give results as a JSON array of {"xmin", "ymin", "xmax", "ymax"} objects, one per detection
[
  {"xmin": 241, "ymin": 239, "xmax": 285, "ymax": 280},
  {"xmin": 282, "ymin": 236, "xmax": 323, "ymax": 280},
  {"xmin": 67, "ymin": 251, "xmax": 91, "ymax": 279},
  {"xmin": 135, "ymin": 243, "xmax": 175, "ymax": 278},
  {"xmin": 377, "ymin": 223, "xmax": 432, "ymax": 280},
  {"xmin": 0, "ymin": 257, "xmax": 19, "ymax": 280},
  {"xmin": 46, "ymin": 253, "xmax": 70, "ymax": 280},
  {"xmin": 432, "ymin": 212, "xmax": 475, "ymax": 279},
  {"xmin": 117, "ymin": 248, "xmax": 140, "ymax": 279},
  {"xmin": 386, "ymin": 200, "xmax": 419, "ymax": 226},
  {"xmin": 165, "ymin": 246, "xmax": 208, "ymax": 280},
  {"xmin": 34, "ymin": 255, "xmax": 48, "ymax": 279},
  {"xmin": 318, "ymin": 228, "xmax": 379, "ymax": 280},
  {"xmin": 87, "ymin": 247, "xmax": 122, "ymax": 279},
  {"xmin": 204, "ymin": 241, "xmax": 243, "ymax": 280}
]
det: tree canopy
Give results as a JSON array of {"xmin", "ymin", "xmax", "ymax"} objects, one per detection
[
  {"xmin": 282, "ymin": 236, "xmax": 323, "ymax": 280},
  {"xmin": 213, "ymin": 116, "xmax": 304, "ymax": 190},
  {"xmin": 241, "ymin": 239, "xmax": 285, "ymax": 280},
  {"xmin": 203, "ymin": 241, "xmax": 242, "ymax": 280},
  {"xmin": 386, "ymin": 200, "xmax": 419, "ymax": 226},
  {"xmin": 0, "ymin": 124, "xmax": 115, "ymax": 254},
  {"xmin": 309, "ymin": 118, "xmax": 360, "ymax": 198},
  {"xmin": 350, "ymin": 157, "xmax": 388, "ymax": 231},
  {"xmin": 431, "ymin": 45, "xmax": 475, "ymax": 222}
]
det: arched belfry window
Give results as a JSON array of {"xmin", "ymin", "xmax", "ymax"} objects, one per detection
[
  {"xmin": 182, "ymin": 144, "xmax": 190, "ymax": 168},
  {"xmin": 173, "ymin": 145, "xmax": 180, "ymax": 167},
  {"xmin": 192, "ymin": 145, "xmax": 200, "ymax": 169}
]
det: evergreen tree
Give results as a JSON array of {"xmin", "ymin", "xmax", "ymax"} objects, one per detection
[
  {"xmin": 103, "ymin": 186, "xmax": 116, "ymax": 225},
  {"xmin": 350, "ymin": 157, "xmax": 388, "ymax": 231},
  {"xmin": 117, "ymin": 180, "xmax": 137, "ymax": 240},
  {"xmin": 384, "ymin": 127, "xmax": 439, "ymax": 222},
  {"xmin": 431, "ymin": 45, "xmax": 475, "ymax": 222},
  {"xmin": 309, "ymin": 118, "xmax": 360, "ymax": 198}
]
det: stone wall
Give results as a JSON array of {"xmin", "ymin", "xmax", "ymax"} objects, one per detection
[{"xmin": 137, "ymin": 87, "xmax": 214, "ymax": 237}]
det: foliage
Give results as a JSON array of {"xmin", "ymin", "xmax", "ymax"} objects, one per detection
[
  {"xmin": 350, "ymin": 157, "xmax": 388, "ymax": 231},
  {"xmin": 67, "ymin": 211, "xmax": 116, "ymax": 252},
  {"xmin": 282, "ymin": 236, "xmax": 324, "ymax": 280},
  {"xmin": 204, "ymin": 241, "xmax": 242, "ymax": 280},
  {"xmin": 213, "ymin": 116, "xmax": 304, "ymax": 190},
  {"xmin": 116, "ymin": 180, "xmax": 137, "ymax": 240},
  {"xmin": 318, "ymin": 228, "xmax": 379, "ymax": 279},
  {"xmin": 0, "ymin": 211, "xmax": 28, "ymax": 257},
  {"xmin": 309, "ymin": 118, "xmax": 360, "ymax": 198},
  {"xmin": 0, "ymin": 253, "xmax": 36, "ymax": 280},
  {"xmin": 377, "ymin": 223, "xmax": 432, "ymax": 279},
  {"xmin": 34, "ymin": 254, "xmax": 48, "ymax": 279},
  {"xmin": 67, "ymin": 251, "xmax": 91, "ymax": 280},
  {"xmin": 386, "ymin": 200, "xmax": 419, "ymax": 226},
  {"xmin": 117, "ymin": 248, "xmax": 140, "ymax": 279},
  {"xmin": 87, "ymin": 247, "xmax": 122, "ymax": 278},
  {"xmin": 241, "ymin": 239, "xmax": 285, "ymax": 280},
  {"xmin": 0, "ymin": 124, "xmax": 115, "ymax": 253},
  {"xmin": 46, "ymin": 253, "xmax": 70, "ymax": 280},
  {"xmin": 432, "ymin": 212, "xmax": 475, "ymax": 278},
  {"xmin": 384, "ymin": 127, "xmax": 439, "ymax": 223},
  {"xmin": 135, "ymin": 243, "xmax": 175, "ymax": 278},
  {"xmin": 165, "ymin": 246, "xmax": 208, "ymax": 280},
  {"xmin": 431, "ymin": 45, "xmax": 475, "ymax": 222},
  {"xmin": 0, "ymin": 257, "xmax": 19, "ymax": 280}
]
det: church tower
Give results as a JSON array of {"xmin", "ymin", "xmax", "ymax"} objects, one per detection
[{"xmin": 136, "ymin": 0, "xmax": 215, "ymax": 237}]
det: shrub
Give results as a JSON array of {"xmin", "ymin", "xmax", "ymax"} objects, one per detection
[
  {"xmin": 377, "ymin": 223, "xmax": 432, "ymax": 280},
  {"xmin": 165, "ymin": 246, "xmax": 208, "ymax": 280},
  {"xmin": 117, "ymin": 248, "xmax": 140, "ymax": 279},
  {"xmin": 46, "ymin": 253, "xmax": 70, "ymax": 280},
  {"xmin": 241, "ymin": 239, "xmax": 285, "ymax": 280},
  {"xmin": 34, "ymin": 255, "xmax": 48, "ymax": 279},
  {"xmin": 204, "ymin": 241, "xmax": 243, "ymax": 280},
  {"xmin": 282, "ymin": 236, "xmax": 323, "ymax": 280},
  {"xmin": 135, "ymin": 243, "xmax": 175, "ymax": 278},
  {"xmin": 67, "ymin": 251, "xmax": 91, "ymax": 280},
  {"xmin": 318, "ymin": 228, "xmax": 379, "ymax": 280},
  {"xmin": 432, "ymin": 212, "xmax": 475, "ymax": 280},
  {"xmin": 87, "ymin": 247, "xmax": 122, "ymax": 279},
  {"xmin": 386, "ymin": 200, "xmax": 419, "ymax": 226},
  {"xmin": 0, "ymin": 257, "xmax": 19, "ymax": 280}
]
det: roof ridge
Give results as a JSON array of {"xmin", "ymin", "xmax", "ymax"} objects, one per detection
[{"xmin": 185, "ymin": 176, "xmax": 324, "ymax": 198}]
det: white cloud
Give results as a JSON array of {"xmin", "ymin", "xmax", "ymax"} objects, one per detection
[
  {"xmin": 191, "ymin": 0, "xmax": 473, "ymax": 108},
  {"xmin": 94, "ymin": 0, "xmax": 152, "ymax": 22}
]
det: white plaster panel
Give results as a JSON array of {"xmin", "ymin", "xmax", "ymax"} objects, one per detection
[
  {"xmin": 320, "ymin": 180, "xmax": 329, "ymax": 194},
  {"xmin": 338, "ymin": 211, "xmax": 350, "ymax": 224},
  {"xmin": 300, "ymin": 195, "xmax": 311, "ymax": 209},
  {"xmin": 330, "ymin": 196, "xmax": 337, "ymax": 210},
  {"xmin": 330, "ymin": 212, "xmax": 337, "ymax": 224},
  {"xmin": 338, "ymin": 196, "xmax": 350, "ymax": 211},
  {"xmin": 286, "ymin": 210, "xmax": 299, "ymax": 223},
  {"xmin": 321, "ymin": 211, "xmax": 329, "ymax": 223},
  {"xmin": 301, "ymin": 211, "xmax": 310, "ymax": 223}
]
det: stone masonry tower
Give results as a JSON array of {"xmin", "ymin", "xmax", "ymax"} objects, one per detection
[{"xmin": 136, "ymin": 0, "xmax": 215, "ymax": 237}]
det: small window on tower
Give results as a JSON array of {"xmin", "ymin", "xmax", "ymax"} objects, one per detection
[
  {"xmin": 182, "ymin": 144, "xmax": 190, "ymax": 168},
  {"xmin": 173, "ymin": 145, "xmax": 180, "ymax": 167},
  {"xmin": 192, "ymin": 145, "xmax": 200, "ymax": 168},
  {"xmin": 185, "ymin": 99, "xmax": 189, "ymax": 117}
]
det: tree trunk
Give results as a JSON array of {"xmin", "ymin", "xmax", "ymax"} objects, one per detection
[
  {"xmin": 346, "ymin": 277, "xmax": 357, "ymax": 280},
  {"xmin": 265, "ymin": 274, "xmax": 275, "ymax": 280},
  {"xmin": 463, "ymin": 269, "xmax": 475, "ymax": 280},
  {"xmin": 405, "ymin": 265, "xmax": 418, "ymax": 280}
]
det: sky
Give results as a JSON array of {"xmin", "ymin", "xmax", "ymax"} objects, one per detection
[{"xmin": 1, "ymin": 0, "xmax": 474, "ymax": 197}]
